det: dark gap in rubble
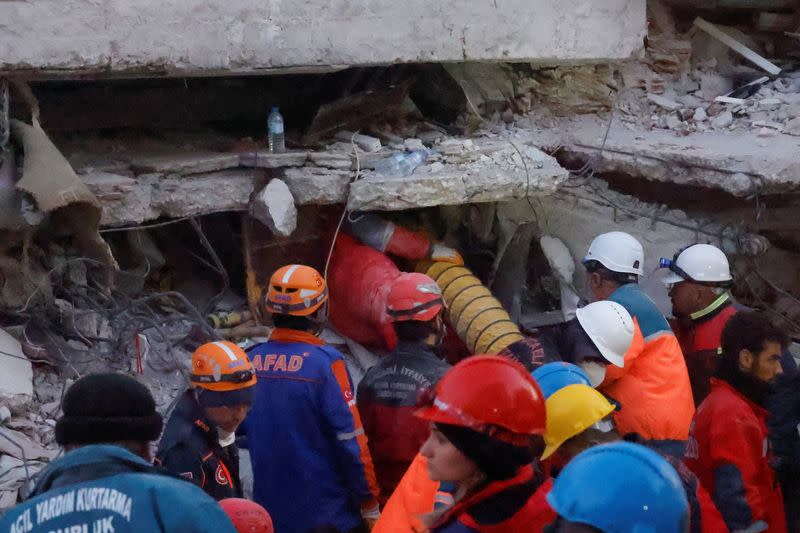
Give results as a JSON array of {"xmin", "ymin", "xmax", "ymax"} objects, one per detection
[
  {"xmin": 104, "ymin": 212, "xmax": 247, "ymax": 311},
  {"xmin": 16, "ymin": 64, "xmax": 464, "ymax": 142}
]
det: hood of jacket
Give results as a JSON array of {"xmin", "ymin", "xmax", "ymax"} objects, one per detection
[{"xmin": 29, "ymin": 444, "xmax": 158, "ymax": 499}]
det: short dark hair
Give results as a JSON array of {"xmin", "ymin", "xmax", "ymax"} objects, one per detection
[
  {"xmin": 394, "ymin": 320, "xmax": 439, "ymax": 342},
  {"xmin": 583, "ymin": 260, "xmax": 638, "ymax": 286},
  {"xmin": 272, "ymin": 314, "xmax": 313, "ymax": 331},
  {"xmin": 720, "ymin": 312, "xmax": 788, "ymax": 370}
]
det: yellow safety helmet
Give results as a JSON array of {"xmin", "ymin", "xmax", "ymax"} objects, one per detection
[{"xmin": 542, "ymin": 384, "xmax": 615, "ymax": 460}]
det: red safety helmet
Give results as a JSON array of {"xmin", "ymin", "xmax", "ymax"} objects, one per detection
[
  {"xmin": 415, "ymin": 355, "xmax": 546, "ymax": 446},
  {"xmin": 219, "ymin": 498, "xmax": 274, "ymax": 533},
  {"xmin": 265, "ymin": 264, "xmax": 327, "ymax": 317},
  {"xmin": 387, "ymin": 273, "xmax": 444, "ymax": 322}
]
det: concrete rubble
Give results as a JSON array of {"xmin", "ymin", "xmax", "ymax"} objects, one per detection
[{"xmin": 3, "ymin": 0, "xmax": 800, "ymax": 516}]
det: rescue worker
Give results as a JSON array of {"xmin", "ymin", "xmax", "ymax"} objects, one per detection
[
  {"xmin": 542, "ymin": 384, "xmax": 618, "ymax": 465},
  {"xmin": 544, "ymin": 384, "xmax": 728, "ymax": 533},
  {"xmin": 414, "ymin": 355, "xmax": 555, "ymax": 532},
  {"xmin": 546, "ymin": 442, "xmax": 689, "ymax": 533},
  {"xmin": 538, "ymin": 300, "xmax": 635, "ymax": 386},
  {"xmin": 770, "ymin": 368, "xmax": 800, "ymax": 533},
  {"xmin": 685, "ymin": 311, "xmax": 788, "ymax": 532},
  {"xmin": 156, "ymin": 341, "xmax": 256, "ymax": 500},
  {"xmin": 0, "ymin": 373, "xmax": 236, "ymax": 533},
  {"xmin": 329, "ymin": 215, "xmax": 462, "ymax": 351},
  {"xmin": 663, "ymin": 243, "xmax": 797, "ymax": 404},
  {"xmin": 244, "ymin": 264, "xmax": 381, "ymax": 533},
  {"xmin": 661, "ymin": 243, "xmax": 738, "ymax": 404},
  {"xmin": 582, "ymin": 231, "xmax": 694, "ymax": 454},
  {"xmin": 357, "ymin": 272, "xmax": 450, "ymax": 503},
  {"xmin": 374, "ymin": 320, "xmax": 633, "ymax": 533},
  {"xmin": 220, "ymin": 498, "xmax": 274, "ymax": 533}
]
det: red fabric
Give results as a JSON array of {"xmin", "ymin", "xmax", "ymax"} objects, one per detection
[
  {"xmin": 269, "ymin": 328, "xmax": 325, "ymax": 346},
  {"xmin": 361, "ymin": 403, "xmax": 431, "ymax": 506},
  {"xmin": 672, "ymin": 305, "xmax": 738, "ymax": 405},
  {"xmin": 685, "ymin": 379, "xmax": 786, "ymax": 532},
  {"xmin": 696, "ymin": 483, "xmax": 730, "ymax": 533},
  {"xmin": 458, "ymin": 477, "xmax": 555, "ymax": 533},
  {"xmin": 329, "ymin": 233, "xmax": 402, "ymax": 350},
  {"xmin": 432, "ymin": 466, "xmax": 554, "ymax": 532},
  {"xmin": 386, "ymin": 225, "xmax": 432, "ymax": 260}
]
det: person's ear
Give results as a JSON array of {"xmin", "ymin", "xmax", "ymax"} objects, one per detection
[
  {"xmin": 738, "ymin": 349, "xmax": 755, "ymax": 372},
  {"xmin": 587, "ymin": 272, "xmax": 601, "ymax": 290}
]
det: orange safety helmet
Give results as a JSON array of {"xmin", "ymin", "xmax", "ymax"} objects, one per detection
[
  {"xmin": 190, "ymin": 341, "xmax": 256, "ymax": 392},
  {"xmin": 265, "ymin": 264, "xmax": 328, "ymax": 317},
  {"xmin": 415, "ymin": 355, "xmax": 546, "ymax": 446},
  {"xmin": 387, "ymin": 273, "xmax": 444, "ymax": 323},
  {"xmin": 219, "ymin": 498, "xmax": 274, "ymax": 533}
]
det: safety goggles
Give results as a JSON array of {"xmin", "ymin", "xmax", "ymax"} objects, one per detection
[
  {"xmin": 659, "ymin": 245, "xmax": 731, "ymax": 288},
  {"xmin": 190, "ymin": 368, "xmax": 254, "ymax": 384}
]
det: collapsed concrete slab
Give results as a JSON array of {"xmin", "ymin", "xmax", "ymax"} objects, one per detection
[
  {"xmin": 0, "ymin": 0, "xmax": 645, "ymax": 77},
  {"xmin": 348, "ymin": 143, "xmax": 567, "ymax": 211},
  {"xmin": 521, "ymin": 114, "xmax": 800, "ymax": 196}
]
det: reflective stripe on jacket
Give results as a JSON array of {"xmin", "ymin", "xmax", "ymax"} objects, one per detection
[
  {"xmin": 602, "ymin": 283, "xmax": 695, "ymax": 441},
  {"xmin": 671, "ymin": 294, "xmax": 738, "ymax": 406},
  {"xmin": 244, "ymin": 328, "xmax": 379, "ymax": 533}
]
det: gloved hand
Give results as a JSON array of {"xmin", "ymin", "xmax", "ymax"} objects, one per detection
[
  {"xmin": 362, "ymin": 504, "xmax": 380, "ymax": 531},
  {"xmin": 428, "ymin": 243, "xmax": 464, "ymax": 265}
]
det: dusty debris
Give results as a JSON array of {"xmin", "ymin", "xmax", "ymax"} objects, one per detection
[
  {"xmin": 648, "ymin": 93, "xmax": 681, "ymax": 111},
  {"xmin": 130, "ymin": 152, "xmax": 240, "ymax": 175},
  {"xmin": 335, "ymin": 131, "xmax": 382, "ymax": 153},
  {"xmin": 239, "ymin": 151, "xmax": 309, "ymax": 169}
]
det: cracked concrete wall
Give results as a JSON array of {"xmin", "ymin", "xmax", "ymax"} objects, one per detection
[{"xmin": 1, "ymin": 0, "xmax": 645, "ymax": 76}]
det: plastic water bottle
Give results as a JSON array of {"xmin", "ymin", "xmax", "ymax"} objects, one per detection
[
  {"xmin": 373, "ymin": 149, "xmax": 429, "ymax": 178},
  {"xmin": 267, "ymin": 107, "xmax": 285, "ymax": 153}
]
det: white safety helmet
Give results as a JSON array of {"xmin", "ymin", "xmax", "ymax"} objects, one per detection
[
  {"xmin": 660, "ymin": 244, "xmax": 732, "ymax": 286},
  {"xmin": 575, "ymin": 301, "xmax": 634, "ymax": 368},
  {"xmin": 583, "ymin": 232, "xmax": 644, "ymax": 276}
]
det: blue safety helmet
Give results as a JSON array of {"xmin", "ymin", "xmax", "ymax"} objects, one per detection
[
  {"xmin": 547, "ymin": 442, "xmax": 689, "ymax": 533},
  {"xmin": 531, "ymin": 362, "xmax": 592, "ymax": 399}
]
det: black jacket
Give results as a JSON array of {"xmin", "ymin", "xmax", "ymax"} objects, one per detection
[{"xmin": 155, "ymin": 391, "xmax": 242, "ymax": 500}]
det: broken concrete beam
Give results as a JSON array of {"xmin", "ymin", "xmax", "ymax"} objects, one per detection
[
  {"xmin": 334, "ymin": 131, "xmax": 382, "ymax": 153},
  {"xmin": 308, "ymin": 152, "xmax": 352, "ymax": 170},
  {"xmin": 251, "ymin": 179, "xmax": 297, "ymax": 237},
  {"xmin": 80, "ymin": 172, "xmax": 155, "ymax": 226},
  {"xmin": 152, "ymin": 170, "xmax": 256, "ymax": 218},
  {"xmin": 129, "ymin": 152, "xmax": 240, "ymax": 175},
  {"xmin": 239, "ymin": 151, "xmax": 309, "ymax": 169},
  {"xmin": 532, "ymin": 114, "xmax": 800, "ymax": 196},
  {"xmin": 0, "ymin": 328, "xmax": 33, "ymax": 398},
  {"xmin": 282, "ymin": 167, "xmax": 352, "ymax": 205},
  {"xmin": 693, "ymin": 17, "xmax": 781, "ymax": 75},
  {"xmin": 347, "ymin": 150, "xmax": 567, "ymax": 211}
]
